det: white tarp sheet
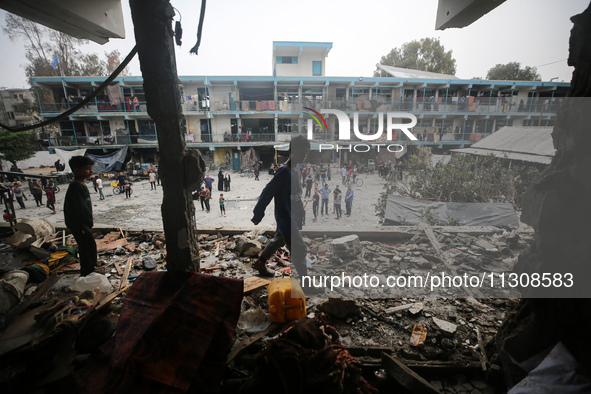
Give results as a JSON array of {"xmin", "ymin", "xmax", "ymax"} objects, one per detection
[
  {"xmin": 384, "ymin": 195, "xmax": 519, "ymax": 227},
  {"xmin": 55, "ymin": 148, "xmax": 87, "ymax": 173}
]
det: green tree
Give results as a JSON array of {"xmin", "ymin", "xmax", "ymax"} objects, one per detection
[
  {"xmin": 486, "ymin": 62, "xmax": 541, "ymax": 81},
  {"xmin": 0, "ymin": 130, "xmax": 36, "ymax": 167},
  {"xmin": 374, "ymin": 147, "xmax": 540, "ymax": 223},
  {"xmin": 374, "ymin": 38, "xmax": 457, "ymax": 76}
]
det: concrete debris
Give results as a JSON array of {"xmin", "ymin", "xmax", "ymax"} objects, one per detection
[
  {"xmin": 0, "ymin": 225, "xmax": 529, "ymax": 394},
  {"xmin": 234, "ymin": 236, "xmax": 263, "ymax": 257},
  {"xmin": 330, "ymin": 234, "xmax": 362, "ymax": 258},
  {"xmin": 408, "ymin": 302, "xmax": 424, "ymax": 315},
  {"xmin": 141, "ymin": 255, "xmax": 158, "ymax": 270},
  {"xmin": 317, "ymin": 298, "xmax": 360, "ymax": 319},
  {"xmin": 432, "ymin": 316, "xmax": 458, "ymax": 337}
]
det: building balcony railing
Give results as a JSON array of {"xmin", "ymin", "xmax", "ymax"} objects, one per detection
[
  {"xmin": 44, "ymin": 130, "xmax": 496, "ymax": 148},
  {"xmin": 40, "ymin": 100, "xmax": 147, "ymax": 114},
  {"xmin": 39, "ymin": 97, "xmax": 563, "ymax": 117}
]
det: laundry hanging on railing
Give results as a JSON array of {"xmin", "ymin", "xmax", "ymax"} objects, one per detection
[
  {"xmin": 85, "ymin": 146, "xmax": 128, "ymax": 173},
  {"xmin": 106, "ymin": 82, "xmax": 124, "ymax": 106}
]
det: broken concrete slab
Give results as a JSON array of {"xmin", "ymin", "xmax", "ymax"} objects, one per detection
[
  {"xmin": 432, "ymin": 317, "xmax": 457, "ymax": 337},
  {"xmin": 234, "ymin": 236, "xmax": 262, "ymax": 257},
  {"xmin": 330, "ymin": 235, "xmax": 362, "ymax": 258}
]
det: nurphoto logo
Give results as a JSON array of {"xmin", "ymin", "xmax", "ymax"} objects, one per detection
[{"xmin": 304, "ymin": 108, "xmax": 418, "ymax": 141}]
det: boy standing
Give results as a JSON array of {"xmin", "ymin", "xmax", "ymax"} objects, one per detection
[
  {"xmin": 64, "ymin": 156, "xmax": 96, "ymax": 277},
  {"xmin": 334, "ymin": 186, "xmax": 342, "ymax": 219},
  {"xmin": 46, "ymin": 186, "xmax": 57, "ymax": 214},
  {"xmin": 204, "ymin": 187, "xmax": 211, "ymax": 212},
  {"xmin": 96, "ymin": 176, "xmax": 104, "ymax": 200},
  {"xmin": 149, "ymin": 170, "xmax": 157, "ymax": 190},
  {"xmin": 219, "ymin": 194, "xmax": 226, "ymax": 217},
  {"xmin": 312, "ymin": 188, "xmax": 319, "ymax": 223}
]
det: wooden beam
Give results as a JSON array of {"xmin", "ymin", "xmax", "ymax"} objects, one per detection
[{"xmin": 382, "ymin": 352, "xmax": 441, "ymax": 394}]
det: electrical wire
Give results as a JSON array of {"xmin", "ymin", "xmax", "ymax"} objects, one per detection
[
  {"xmin": 0, "ymin": 45, "xmax": 138, "ymax": 133},
  {"xmin": 189, "ymin": 0, "xmax": 207, "ymax": 55},
  {"xmin": 535, "ymin": 58, "xmax": 568, "ymax": 68}
]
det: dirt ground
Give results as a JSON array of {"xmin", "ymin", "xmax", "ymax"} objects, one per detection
[{"xmin": 12, "ymin": 167, "xmax": 383, "ymax": 231}]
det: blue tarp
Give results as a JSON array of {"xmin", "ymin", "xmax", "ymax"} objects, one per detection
[{"xmin": 85, "ymin": 146, "xmax": 128, "ymax": 173}]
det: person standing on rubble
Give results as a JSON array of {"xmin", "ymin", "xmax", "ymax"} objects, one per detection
[
  {"xmin": 64, "ymin": 156, "xmax": 97, "ymax": 277},
  {"xmin": 251, "ymin": 136, "xmax": 318, "ymax": 292}
]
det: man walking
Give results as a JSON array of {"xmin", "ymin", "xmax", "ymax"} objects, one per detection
[{"xmin": 250, "ymin": 135, "xmax": 322, "ymax": 293}]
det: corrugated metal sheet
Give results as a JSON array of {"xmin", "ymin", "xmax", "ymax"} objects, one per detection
[
  {"xmin": 376, "ymin": 64, "xmax": 460, "ymax": 80},
  {"xmin": 450, "ymin": 147, "xmax": 552, "ymax": 165},
  {"xmin": 451, "ymin": 126, "xmax": 555, "ymax": 164}
]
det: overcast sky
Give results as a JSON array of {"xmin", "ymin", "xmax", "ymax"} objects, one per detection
[{"xmin": 0, "ymin": 0, "xmax": 587, "ymax": 89}]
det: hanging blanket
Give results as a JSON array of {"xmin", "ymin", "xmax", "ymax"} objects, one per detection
[{"xmin": 106, "ymin": 272, "xmax": 243, "ymax": 393}]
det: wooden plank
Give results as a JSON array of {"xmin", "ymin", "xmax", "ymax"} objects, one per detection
[
  {"xmin": 227, "ymin": 323, "xmax": 279, "ymax": 364},
  {"xmin": 95, "ymin": 286, "xmax": 128, "ymax": 310},
  {"xmin": 420, "ymin": 223, "xmax": 483, "ymax": 298},
  {"xmin": 476, "ymin": 327, "xmax": 488, "ymax": 371},
  {"xmin": 114, "ymin": 262, "xmax": 124, "ymax": 275},
  {"xmin": 243, "ymin": 276, "xmax": 271, "ymax": 294},
  {"xmin": 382, "ymin": 352, "xmax": 441, "ymax": 394},
  {"xmin": 96, "ymin": 238, "xmax": 128, "ymax": 253},
  {"xmin": 119, "ymin": 256, "xmax": 134, "ymax": 291}
]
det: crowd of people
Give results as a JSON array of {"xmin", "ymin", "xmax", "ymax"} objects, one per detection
[{"xmin": 1, "ymin": 176, "xmax": 59, "ymax": 227}]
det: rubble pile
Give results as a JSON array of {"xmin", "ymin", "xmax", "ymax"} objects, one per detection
[{"xmin": 0, "ymin": 226, "xmax": 535, "ymax": 392}]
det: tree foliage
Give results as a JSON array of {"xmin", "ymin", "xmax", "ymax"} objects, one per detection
[
  {"xmin": 374, "ymin": 38, "xmax": 457, "ymax": 76},
  {"xmin": 2, "ymin": 14, "xmax": 127, "ymax": 86},
  {"xmin": 0, "ymin": 130, "xmax": 36, "ymax": 166},
  {"xmin": 106, "ymin": 49, "xmax": 130, "ymax": 76},
  {"xmin": 374, "ymin": 147, "xmax": 541, "ymax": 222},
  {"xmin": 486, "ymin": 62, "xmax": 541, "ymax": 81}
]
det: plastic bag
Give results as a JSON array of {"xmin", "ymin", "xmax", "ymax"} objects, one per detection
[{"xmin": 72, "ymin": 272, "xmax": 112, "ymax": 293}]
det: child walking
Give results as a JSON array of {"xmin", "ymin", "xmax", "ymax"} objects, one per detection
[
  {"xmin": 124, "ymin": 180, "xmax": 132, "ymax": 199},
  {"xmin": 219, "ymin": 194, "xmax": 226, "ymax": 217},
  {"xmin": 46, "ymin": 186, "xmax": 57, "ymax": 214}
]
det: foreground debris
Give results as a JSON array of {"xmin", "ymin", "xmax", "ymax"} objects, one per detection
[{"xmin": 0, "ymin": 225, "xmax": 534, "ymax": 392}]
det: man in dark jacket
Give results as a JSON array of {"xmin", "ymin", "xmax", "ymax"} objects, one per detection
[{"xmin": 251, "ymin": 136, "xmax": 322, "ymax": 294}]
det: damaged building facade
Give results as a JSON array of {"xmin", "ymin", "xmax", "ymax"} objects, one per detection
[{"xmin": 31, "ymin": 41, "xmax": 568, "ymax": 168}]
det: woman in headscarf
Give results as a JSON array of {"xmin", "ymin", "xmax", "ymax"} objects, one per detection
[
  {"xmin": 224, "ymin": 172, "xmax": 231, "ymax": 192},
  {"xmin": 217, "ymin": 169, "xmax": 224, "ymax": 191}
]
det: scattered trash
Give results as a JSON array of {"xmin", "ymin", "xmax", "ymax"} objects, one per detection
[
  {"xmin": 268, "ymin": 278, "xmax": 306, "ymax": 323},
  {"xmin": 410, "ymin": 324, "xmax": 427, "ymax": 347},
  {"xmin": 72, "ymin": 273, "xmax": 112, "ymax": 293}
]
